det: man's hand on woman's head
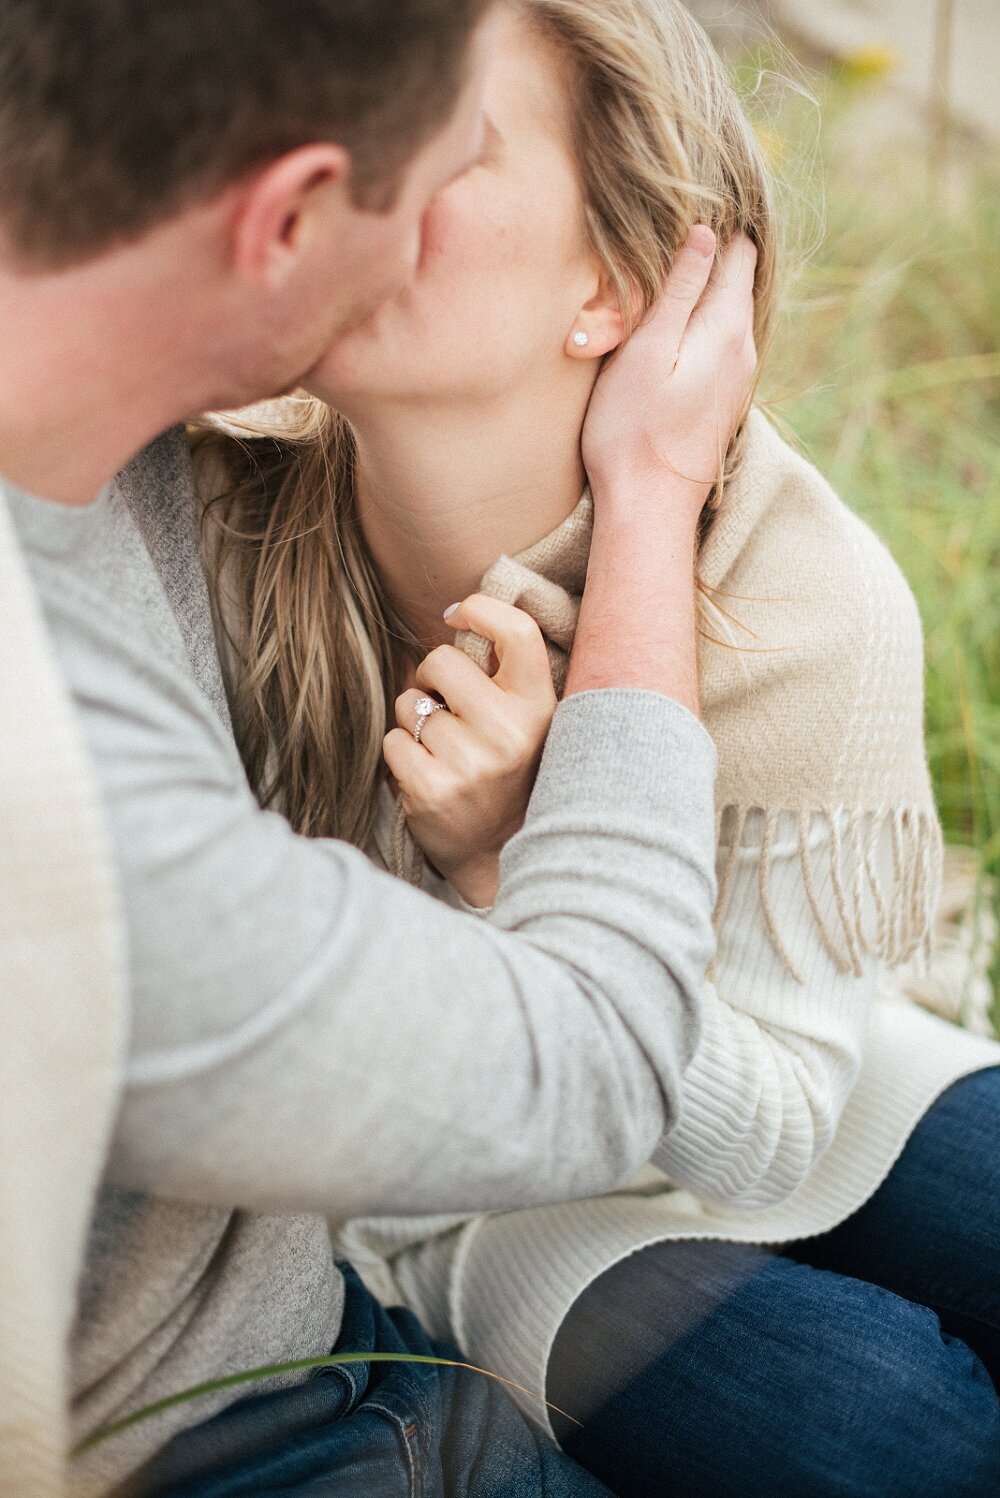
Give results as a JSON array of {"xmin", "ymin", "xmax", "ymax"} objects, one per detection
[
  {"xmin": 565, "ymin": 229, "xmax": 757, "ymax": 712},
  {"xmin": 383, "ymin": 595, "xmax": 557, "ymax": 909},
  {"xmin": 582, "ymin": 227, "xmax": 759, "ymax": 521}
]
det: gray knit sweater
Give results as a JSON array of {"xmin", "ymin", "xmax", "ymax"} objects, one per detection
[{"xmin": 5, "ymin": 429, "xmax": 717, "ymax": 1491}]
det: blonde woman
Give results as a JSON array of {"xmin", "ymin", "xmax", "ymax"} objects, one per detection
[{"xmin": 201, "ymin": 1, "xmax": 1000, "ymax": 1492}]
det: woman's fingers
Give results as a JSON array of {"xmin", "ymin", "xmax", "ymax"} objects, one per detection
[
  {"xmin": 443, "ymin": 595, "xmax": 556, "ymax": 704},
  {"xmin": 397, "ymin": 599, "xmax": 554, "ymax": 731},
  {"xmin": 389, "ymin": 598, "xmax": 555, "ymax": 766},
  {"xmin": 383, "ymin": 726, "xmax": 436, "ymax": 792},
  {"xmin": 411, "ymin": 644, "xmax": 504, "ymax": 723},
  {"xmin": 385, "ymin": 603, "xmax": 558, "ymax": 905},
  {"xmin": 394, "ymin": 688, "xmax": 460, "ymax": 753}
]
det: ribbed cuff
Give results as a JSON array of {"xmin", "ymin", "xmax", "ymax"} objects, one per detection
[{"xmin": 531, "ymin": 689, "xmax": 716, "ymax": 822}]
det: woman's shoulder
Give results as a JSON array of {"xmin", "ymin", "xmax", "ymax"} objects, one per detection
[
  {"xmin": 699, "ymin": 410, "xmax": 934, "ymax": 821},
  {"xmin": 699, "ymin": 410, "xmax": 923, "ymax": 681},
  {"xmin": 702, "ymin": 410, "xmax": 916, "ymax": 617}
]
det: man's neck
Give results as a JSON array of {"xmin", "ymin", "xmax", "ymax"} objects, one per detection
[
  {"xmin": 0, "ymin": 354, "xmax": 190, "ymax": 509},
  {"xmin": 352, "ymin": 376, "xmax": 594, "ymax": 652},
  {"xmin": 0, "ymin": 232, "xmax": 230, "ymax": 505}
]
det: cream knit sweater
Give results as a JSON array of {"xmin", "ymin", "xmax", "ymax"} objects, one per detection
[
  {"xmin": 342, "ymin": 410, "xmax": 1000, "ymax": 1433},
  {"xmin": 0, "ymin": 494, "xmax": 127, "ymax": 1498}
]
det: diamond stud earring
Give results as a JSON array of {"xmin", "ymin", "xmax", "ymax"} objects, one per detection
[{"xmin": 572, "ymin": 331, "xmax": 589, "ymax": 347}]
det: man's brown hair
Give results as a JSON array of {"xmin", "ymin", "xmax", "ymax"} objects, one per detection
[{"xmin": 0, "ymin": 0, "xmax": 488, "ymax": 268}]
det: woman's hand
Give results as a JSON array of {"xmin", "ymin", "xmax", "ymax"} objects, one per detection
[
  {"xmin": 383, "ymin": 595, "xmax": 557, "ymax": 908},
  {"xmin": 582, "ymin": 227, "xmax": 759, "ymax": 515}
]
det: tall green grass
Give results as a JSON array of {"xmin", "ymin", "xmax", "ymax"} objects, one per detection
[{"xmin": 751, "ymin": 58, "xmax": 1000, "ymax": 1024}]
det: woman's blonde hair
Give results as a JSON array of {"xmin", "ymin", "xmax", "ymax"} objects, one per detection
[{"xmin": 200, "ymin": 0, "xmax": 779, "ymax": 846}]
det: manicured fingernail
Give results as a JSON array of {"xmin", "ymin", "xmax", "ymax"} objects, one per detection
[
  {"xmin": 443, "ymin": 603, "xmax": 460, "ymax": 619},
  {"xmin": 688, "ymin": 225, "xmax": 715, "ymax": 258}
]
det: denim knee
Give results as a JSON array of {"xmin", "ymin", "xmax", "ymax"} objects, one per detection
[
  {"xmin": 551, "ymin": 1246, "xmax": 1000, "ymax": 1498},
  {"xmin": 803, "ymin": 1291, "xmax": 999, "ymax": 1498}
]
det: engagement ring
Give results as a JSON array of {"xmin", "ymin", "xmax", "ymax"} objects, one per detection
[{"xmin": 412, "ymin": 695, "xmax": 447, "ymax": 745}]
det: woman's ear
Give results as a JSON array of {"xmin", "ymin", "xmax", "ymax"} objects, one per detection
[{"xmin": 565, "ymin": 271, "xmax": 627, "ymax": 360}]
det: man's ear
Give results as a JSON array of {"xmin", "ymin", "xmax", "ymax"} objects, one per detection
[
  {"xmin": 230, "ymin": 144, "xmax": 350, "ymax": 290},
  {"xmin": 564, "ymin": 269, "xmax": 628, "ymax": 360}
]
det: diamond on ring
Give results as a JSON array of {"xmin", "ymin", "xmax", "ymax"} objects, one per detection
[{"xmin": 412, "ymin": 695, "xmax": 446, "ymax": 745}]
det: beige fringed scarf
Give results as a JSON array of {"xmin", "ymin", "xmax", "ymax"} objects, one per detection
[{"xmin": 393, "ymin": 409, "xmax": 942, "ymax": 981}]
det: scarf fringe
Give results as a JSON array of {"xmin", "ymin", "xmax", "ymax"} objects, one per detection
[
  {"xmin": 396, "ymin": 798, "xmax": 943, "ymax": 983},
  {"xmin": 716, "ymin": 806, "xmax": 944, "ymax": 984}
]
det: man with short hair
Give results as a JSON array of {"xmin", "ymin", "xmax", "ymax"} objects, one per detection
[
  {"xmin": 0, "ymin": 3, "xmax": 736, "ymax": 1493},
  {"xmin": 0, "ymin": 0, "xmax": 495, "ymax": 504}
]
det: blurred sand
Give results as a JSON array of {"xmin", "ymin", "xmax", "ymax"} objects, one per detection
[{"xmin": 687, "ymin": 0, "xmax": 1000, "ymax": 138}]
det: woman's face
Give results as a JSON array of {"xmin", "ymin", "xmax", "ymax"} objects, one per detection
[{"xmin": 307, "ymin": 7, "xmax": 611, "ymax": 413}]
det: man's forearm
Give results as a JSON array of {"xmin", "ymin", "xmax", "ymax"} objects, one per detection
[
  {"xmin": 565, "ymin": 477, "xmax": 704, "ymax": 715},
  {"xmin": 33, "ymin": 568, "xmax": 718, "ymax": 1221}
]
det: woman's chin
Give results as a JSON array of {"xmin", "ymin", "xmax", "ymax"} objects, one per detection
[
  {"xmin": 304, "ymin": 353, "xmax": 386, "ymax": 412},
  {"xmin": 306, "ymin": 349, "xmax": 437, "ymax": 416}
]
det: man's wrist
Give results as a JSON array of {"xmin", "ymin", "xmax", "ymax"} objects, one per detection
[
  {"xmin": 567, "ymin": 467, "xmax": 702, "ymax": 713},
  {"xmin": 589, "ymin": 488, "xmax": 702, "ymax": 568},
  {"xmin": 589, "ymin": 463, "xmax": 711, "ymax": 531}
]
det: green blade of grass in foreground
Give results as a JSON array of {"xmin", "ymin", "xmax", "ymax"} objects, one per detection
[{"xmin": 73, "ymin": 1353, "xmax": 580, "ymax": 1456}]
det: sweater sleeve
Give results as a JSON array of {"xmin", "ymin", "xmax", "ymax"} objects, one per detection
[
  {"xmin": 40, "ymin": 569, "xmax": 718, "ymax": 1224},
  {"xmin": 651, "ymin": 810, "xmax": 878, "ymax": 1208}
]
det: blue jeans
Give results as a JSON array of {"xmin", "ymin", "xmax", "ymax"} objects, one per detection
[
  {"xmin": 548, "ymin": 1066, "xmax": 1000, "ymax": 1497},
  {"xmin": 129, "ymin": 1263, "xmax": 610, "ymax": 1497}
]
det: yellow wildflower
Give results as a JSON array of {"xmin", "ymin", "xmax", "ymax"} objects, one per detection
[{"xmin": 839, "ymin": 44, "xmax": 900, "ymax": 83}]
